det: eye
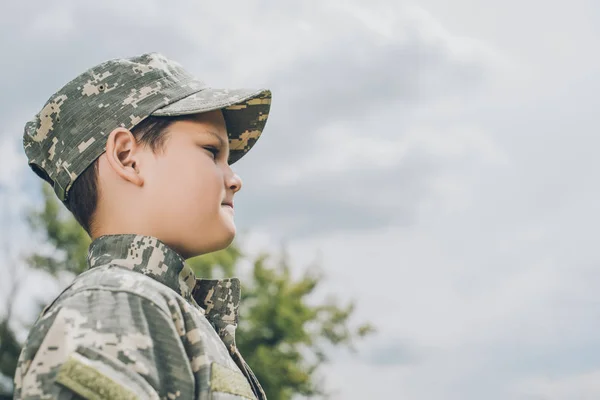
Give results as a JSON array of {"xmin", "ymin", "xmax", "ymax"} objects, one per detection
[{"xmin": 203, "ymin": 146, "xmax": 219, "ymax": 159}]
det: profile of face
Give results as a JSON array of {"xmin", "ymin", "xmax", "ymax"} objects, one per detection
[{"xmin": 96, "ymin": 110, "xmax": 242, "ymax": 259}]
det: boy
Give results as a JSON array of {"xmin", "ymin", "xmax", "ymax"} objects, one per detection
[{"xmin": 13, "ymin": 53, "xmax": 271, "ymax": 399}]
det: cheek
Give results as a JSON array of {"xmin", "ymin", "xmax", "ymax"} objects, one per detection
[{"xmin": 156, "ymin": 156, "xmax": 222, "ymax": 207}]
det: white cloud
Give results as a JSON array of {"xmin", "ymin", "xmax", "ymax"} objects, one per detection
[
  {"xmin": 0, "ymin": 136, "xmax": 24, "ymax": 188},
  {"xmin": 513, "ymin": 370, "xmax": 600, "ymax": 399},
  {"xmin": 282, "ymin": 168, "xmax": 600, "ymax": 397},
  {"xmin": 28, "ymin": 8, "xmax": 75, "ymax": 38}
]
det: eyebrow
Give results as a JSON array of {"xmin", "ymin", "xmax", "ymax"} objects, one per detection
[{"xmin": 201, "ymin": 130, "xmax": 227, "ymax": 149}]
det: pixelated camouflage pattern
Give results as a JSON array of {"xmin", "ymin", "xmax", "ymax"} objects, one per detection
[
  {"xmin": 22, "ymin": 52, "xmax": 272, "ymax": 202},
  {"xmin": 14, "ymin": 234, "xmax": 266, "ymax": 400}
]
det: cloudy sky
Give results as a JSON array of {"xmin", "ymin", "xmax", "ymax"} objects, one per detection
[{"xmin": 1, "ymin": 0, "xmax": 600, "ymax": 398}]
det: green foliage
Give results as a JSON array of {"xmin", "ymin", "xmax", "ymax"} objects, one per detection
[
  {"xmin": 2, "ymin": 182, "xmax": 374, "ymax": 400},
  {"xmin": 26, "ymin": 184, "xmax": 90, "ymax": 276},
  {"xmin": 0, "ymin": 319, "xmax": 20, "ymax": 395},
  {"xmin": 187, "ymin": 245, "xmax": 241, "ymax": 278},
  {"xmin": 233, "ymin": 253, "xmax": 375, "ymax": 400}
]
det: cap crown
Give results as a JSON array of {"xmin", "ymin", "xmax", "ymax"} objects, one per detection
[{"xmin": 24, "ymin": 53, "xmax": 206, "ymax": 201}]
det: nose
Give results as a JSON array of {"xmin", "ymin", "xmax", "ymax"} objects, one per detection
[{"xmin": 227, "ymin": 170, "xmax": 243, "ymax": 193}]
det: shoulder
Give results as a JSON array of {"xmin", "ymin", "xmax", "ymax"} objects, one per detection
[
  {"xmin": 55, "ymin": 265, "xmax": 177, "ymax": 314},
  {"xmin": 15, "ymin": 269, "xmax": 197, "ymax": 399}
]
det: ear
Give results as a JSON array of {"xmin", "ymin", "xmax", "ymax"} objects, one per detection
[{"xmin": 105, "ymin": 127, "xmax": 144, "ymax": 187}]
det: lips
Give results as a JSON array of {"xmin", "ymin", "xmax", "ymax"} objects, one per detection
[{"xmin": 221, "ymin": 201, "xmax": 234, "ymax": 209}]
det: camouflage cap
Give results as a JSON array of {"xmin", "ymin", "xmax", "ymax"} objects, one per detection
[{"xmin": 23, "ymin": 52, "xmax": 272, "ymax": 202}]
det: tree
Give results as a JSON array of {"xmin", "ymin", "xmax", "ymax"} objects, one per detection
[
  {"xmin": 0, "ymin": 318, "xmax": 19, "ymax": 400},
  {"xmin": 1, "ymin": 183, "xmax": 374, "ymax": 399},
  {"xmin": 237, "ymin": 253, "xmax": 374, "ymax": 399}
]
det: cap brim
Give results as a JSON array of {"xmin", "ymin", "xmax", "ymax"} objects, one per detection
[{"xmin": 151, "ymin": 88, "xmax": 272, "ymax": 164}]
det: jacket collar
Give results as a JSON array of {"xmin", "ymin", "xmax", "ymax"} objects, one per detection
[{"xmin": 87, "ymin": 234, "xmax": 240, "ymax": 349}]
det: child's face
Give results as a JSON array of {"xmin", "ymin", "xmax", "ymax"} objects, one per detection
[{"xmin": 137, "ymin": 110, "xmax": 242, "ymax": 258}]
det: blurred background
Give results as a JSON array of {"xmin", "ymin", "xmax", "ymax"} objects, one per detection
[{"xmin": 1, "ymin": 1, "xmax": 600, "ymax": 399}]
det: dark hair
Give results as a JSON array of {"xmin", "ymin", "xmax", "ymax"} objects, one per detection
[{"xmin": 64, "ymin": 116, "xmax": 180, "ymax": 235}]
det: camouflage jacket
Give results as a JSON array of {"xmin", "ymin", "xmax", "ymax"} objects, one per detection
[{"xmin": 13, "ymin": 234, "xmax": 266, "ymax": 400}]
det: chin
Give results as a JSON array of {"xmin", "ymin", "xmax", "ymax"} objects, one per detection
[
  {"xmin": 177, "ymin": 217, "xmax": 237, "ymax": 258},
  {"xmin": 219, "ymin": 216, "xmax": 237, "ymax": 245},
  {"xmin": 197, "ymin": 225, "xmax": 236, "ymax": 256},
  {"xmin": 217, "ymin": 225, "xmax": 236, "ymax": 249}
]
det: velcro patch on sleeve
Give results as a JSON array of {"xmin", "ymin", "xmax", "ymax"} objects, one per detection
[
  {"xmin": 210, "ymin": 362, "xmax": 256, "ymax": 399},
  {"xmin": 57, "ymin": 352, "xmax": 138, "ymax": 400}
]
